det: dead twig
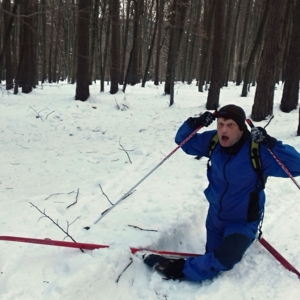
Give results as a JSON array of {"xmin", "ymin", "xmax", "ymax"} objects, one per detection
[
  {"xmin": 29, "ymin": 202, "xmax": 84, "ymax": 252},
  {"xmin": 114, "ymin": 98, "xmax": 121, "ymax": 110},
  {"xmin": 66, "ymin": 188, "xmax": 80, "ymax": 209},
  {"xmin": 45, "ymin": 110, "xmax": 55, "ymax": 120},
  {"xmin": 116, "ymin": 258, "xmax": 133, "ymax": 283},
  {"xmin": 118, "ymin": 138, "xmax": 132, "ymax": 164},
  {"xmin": 29, "ymin": 106, "xmax": 44, "ymax": 121},
  {"xmin": 128, "ymin": 225, "xmax": 158, "ymax": 232},
  {"xmin": 99, "ymin": 184, "xmax": 114, "ymax": 205},
  {"xmin": 45, "ymin": 190, "xmax": 76, "ymax": 200}
]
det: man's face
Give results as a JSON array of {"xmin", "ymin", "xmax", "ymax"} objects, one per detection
[{"xmin": 217, "ymin": 118, "xmax": 244, "ymax": 147}]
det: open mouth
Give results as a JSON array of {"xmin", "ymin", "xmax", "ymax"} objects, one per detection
[{"xmin": 222, "ymin": 136, "xmax": 229, "ymax": 142}]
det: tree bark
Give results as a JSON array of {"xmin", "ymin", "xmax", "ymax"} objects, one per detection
[
  {"xmin": 154, "ymin": 0, "xmax": 164, "ymax": 85},
  {"xmin": 110, "ymin": 0, "xmax": 121, "ymax": 94},
  {"xmin": 142, "ymin": 0, "xmax": 158, "ymax": 87},
  {"xmin": 251, "ymin": 0, "xmax": 287, "ymax": 121},
  {"xmin": 75, "ymin": 0, "xmax": 90, "ymax": 101},
  {"xmin": 2, "ymin": 0, "xmax": 13, "ymax": 89},
  {"xmin": 280, "ymin": 0, "xmax": 300, "ymax": 113},
  {"xmin": 206, "ymin": 0, "xmax": 224, "ymax": 110},
  {"xmin": 241, "ymin": 0, "xmax": 271, "ymax": 97},
  {"xmin": 89, "ymin": 0, "xmax": 100, "ymax": 84}
]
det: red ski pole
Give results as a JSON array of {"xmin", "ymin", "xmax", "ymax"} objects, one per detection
[{"xmin": 259, "ymin": 237, "xmax": 300, "ymax": 278}]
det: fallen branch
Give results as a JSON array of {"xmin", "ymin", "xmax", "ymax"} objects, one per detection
[
  {"xmin": 45, "ymin": 190, "xmax": 76, "ymax": 201},
  {"xmin": 118, "ymin": 138, "xmax": 133, "ymax": 164},
  {"xmin": 29, "ymin": 106, "xmax": 45, "ymax": 121},
  {"xmin": 116, "ymin": 258, "xmax": 133, "ymax": 283},
  {"xmin": 99, "ymin": 184, "xmax": 113, "ymax": 205},
  {"xmin": 128, "ymin": 225, "xmax": 158, "ymax": 232},
  {"xmin": 66, "ymin": 188, "xmax": 80, "ymax": 209},
  {"xmin": 29, "ymin": 202, "xmax": 83, "ymax": 252},
  {"xmin": 45, "ymin": 110, "xmax": 55, "ymax": 120}
]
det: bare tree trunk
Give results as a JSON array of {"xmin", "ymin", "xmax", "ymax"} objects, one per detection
[
  {"xmin": 123, "ymin": 0, "xmax": 144, "ymax": 91},
  {"xmin": 241, "ymin": 0, "xmax": 271, "ymax": 97},
  {"xmin": 16, "ymin": 0, "xmax": 37, "ymax": 94},
  {"xmin": 89, "ymin": 0, "xmax": 100, "ymax": 84},
  {"xmin": 110, "ymin": 0, "xmax": 120, "ymax": 94},
  {"xmin": 186, "ymin": 0, "xmax": 201, "ymax": 85},
  {"xmin": 2, "ymin": 0, "xmax": 13, "ymax": 89},
  {"xmin": 41, "ymin": 0, "xmax": 47, "ymax": 83},
  {"xmin": 75, "ymin": 0, "xmax": 90, "ymax": 101},
  {"xmin": 206, "ymin": 0, "xmax": 224, "ymax": 110},
  {"xmin": 154, "ymin": 0, "xmax": 164, "ymax": 85},
  {"xmin": 53, "ymin": 0, "xmax": 62, "ymax": 83},
  {"xmin": 235, "ymin": 0, "xmax": 252, "ymax": 86},
  {"xmin": 120, "ymin": 0, "xmax": 131, "ymax": 84},
  {"xmin": 251, "ymin": 0, "xmax": 287, "ymax": 121},
  {"xmin": 48, "ymin": 3, "xmax": 55, "ymax": 83},
  {"xmin": 100, "ymin": 1, "xmax": 110, "ymax": 92},
  {"xmin": 198, "ymin": 0, "xmax": 215, "ymax": 92},
  {"xmin": 142, "ymin": 0, "xmax": 158, "ymax": 87},
  {"xmin": 0, "ymin": 1, "xmax": 19, "ymax": 87},
  {"xmin": 164, "ymin": 0, "xmax": 188, "ymax": 103},
  {"xmin": 280, "ymin": 0, "xmax": 300, "ymax": 113}
]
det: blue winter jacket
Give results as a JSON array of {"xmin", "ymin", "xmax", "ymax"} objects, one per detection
[{"xmin": 175, "ymin": 121, "xmax": 300, "ymax": 224}]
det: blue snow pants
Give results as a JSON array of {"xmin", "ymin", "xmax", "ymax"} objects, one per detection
[{"xmin": 183, "ymin": 211, "xmax": 259, "ymax": 282}]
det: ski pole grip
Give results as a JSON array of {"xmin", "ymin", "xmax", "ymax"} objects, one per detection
[{"xmin": 246, "ymin": 118, "xmax": 254, "ymax": 128}]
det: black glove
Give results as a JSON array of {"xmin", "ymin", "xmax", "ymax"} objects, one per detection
[
  {"xmin": 143, "ymin": 254, "xmax": 186, "ymax": 280},
  {"xmin": 187, "ymin": 111, "xmax": 215, "ymax": 129},
  {"xmin": 251, "ymin": 127, "xmax": 277, "ymax": 149}
]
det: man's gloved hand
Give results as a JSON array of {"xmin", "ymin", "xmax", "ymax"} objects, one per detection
[
  {"xmin": 251, "ymin": 127, "xmax": 277, "ymax": 149},
  {"xmin": 187, "ymin": 111, "xmax": 215, "ymax": 129},
  {"xmin": 143, "ymin": 254, "xmax": 186, "ymax": 280}
]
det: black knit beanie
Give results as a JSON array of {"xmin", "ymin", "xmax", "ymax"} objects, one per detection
[{"xmin": 217, "ymin": 104, "xmax": 246, "ymax": 131}]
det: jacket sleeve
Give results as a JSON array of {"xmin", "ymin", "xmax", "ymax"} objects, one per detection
[
  {"xmin": 261, "ymin": 140, "xmax": 300, "ymax": 178},
  {"xmin": 174, "ymin": 120, "xmax": 216, "ymax": 158}
]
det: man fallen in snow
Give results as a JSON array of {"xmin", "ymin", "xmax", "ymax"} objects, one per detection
[{"xmin": 143, "ymin": 104, "xmax": 300, "ymax": 281}]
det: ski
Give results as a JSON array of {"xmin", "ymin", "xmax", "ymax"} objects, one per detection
[{"xmin": 0, "ymin": 235, "xmax": 200, "ymax": 257}]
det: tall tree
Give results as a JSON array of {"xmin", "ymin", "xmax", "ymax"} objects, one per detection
[
  {"xmin": 280, "ymin": 0, "xmax": 300, "ymax": 113},
  {"xmin": 142, "ymin": 0, "xmax": 158, "ymax": 87},
  {"xmin": 251, "ymin": 0, "xmax": 287, "ymax": 121},
  {"xmin": 14, "ymin": 0, "xmax": 38, "ymax": 94},
  {"xmin": 123, "ymin": 0, "xmax": 144, "ymax": 91},
  {"xmin": 41, "ymin": 0, "xmax": 47, "ymax": 83},
  {"xmin": 75, "ymin": 0, "xmax": 90, "ymax": 101},
  {"xmin": 53, "ymin": 0, "xmax": 63, "ymax": 82},
  {"xmin": 110, "ymin": 0, "xmax": 121, "ymax": 94},
  {"xmin": 206, "ymin": 0, "xmax": 224, "ymax": 110},
  {"xmin": 235, "ymin": 0, "xmax": 252, "ymax": 86},
  {"xmin": 89, "ymin": 0, "xmax": 100, "ymax": 83},
  {"xmin": 154, "ymin": 0, "xmax": 164, "ymax": 85},
  {"xmin": 241, "ymin": 0, "xmax": 271, "ymax": 97},
  {"xmin": 164, "ymin": 0, "xmax": 189, "ymax": 105},
  {"xmin": 198, "ymin": 0, "xmax": 215, "ymax": 92},
  {"xmin": 2, "ymin": 0, "xmax": 13, "ymax": 89}
]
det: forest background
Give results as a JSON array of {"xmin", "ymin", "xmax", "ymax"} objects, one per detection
[{"xmin": 0, "ymin": 0, "xmax": 300, "ymax": 130}]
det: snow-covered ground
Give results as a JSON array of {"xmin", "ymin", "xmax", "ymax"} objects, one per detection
[{"xmin": 0, "ymin": 81, "xmax": 299, "ymax": 299}]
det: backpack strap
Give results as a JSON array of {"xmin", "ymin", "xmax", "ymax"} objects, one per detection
[
  {"xmin": 250, "ymin": 140, "xmax": 267, "ymax": 189},
  {"xmin": 207, "ymin": 133, "xmax": 219, "ymax": 170}
]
